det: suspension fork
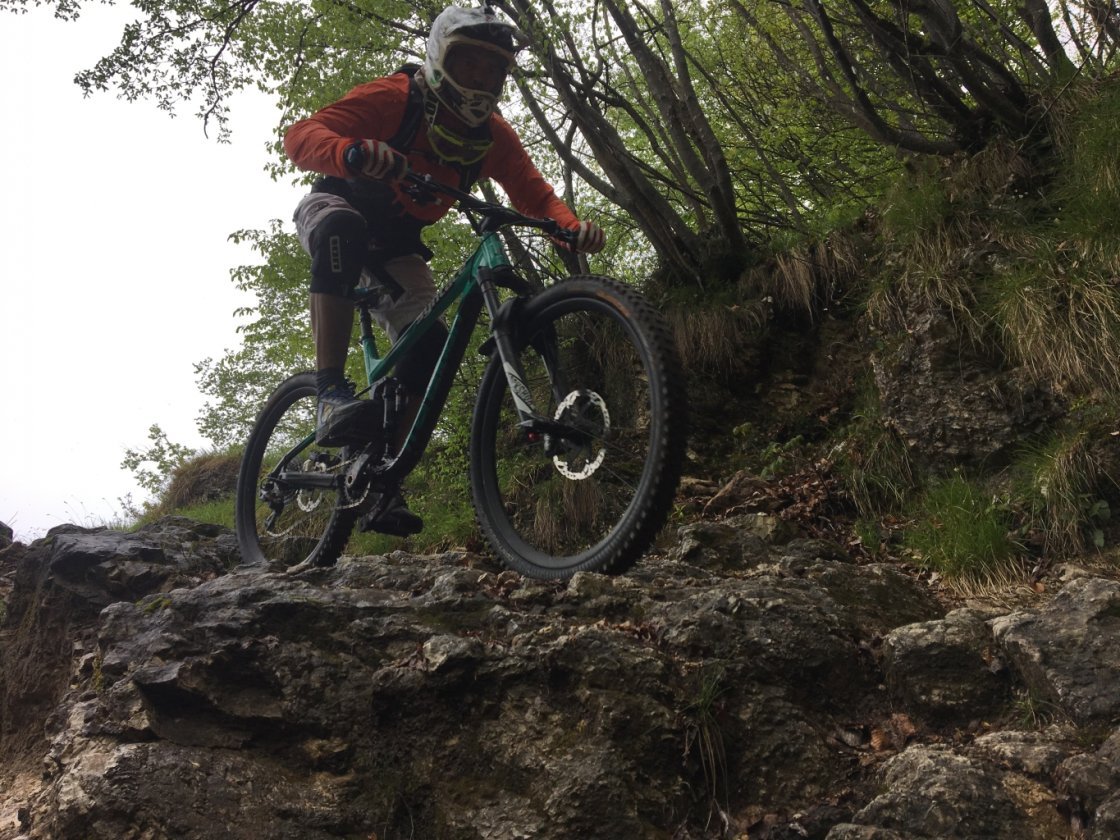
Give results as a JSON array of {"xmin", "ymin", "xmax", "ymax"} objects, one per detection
[
  {"xmin": 478, "ymin": 273, "xmax": 538, "ymax": 420},
  {"xmin": 479, "ymin": 273, "xmax": 572, "ymax": 439}
]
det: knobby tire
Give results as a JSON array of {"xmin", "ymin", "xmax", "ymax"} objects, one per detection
[
  {"xmin": 469, "ymin": 275, "xmax": 687, "ymax": 579},
  {"xmin": 235, "ymin": 372, "xmax": 357, "ymax": 570}
]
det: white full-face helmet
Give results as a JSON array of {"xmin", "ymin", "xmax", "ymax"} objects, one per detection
[{"xmin": 422, "ymin": 5, "xmax": 521, "ymax": 128}]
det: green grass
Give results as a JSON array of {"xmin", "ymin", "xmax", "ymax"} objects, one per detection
[
  {"xmin": 1010, "ymin": 417, "xmax": 1118, "ymax": 557},
  {"xmin": 904, "ymin": 473, "xmax": 1023, "ymax": 583},
  {"xmin": 835, "ymin": 379, "xmax": 917, "ymax": 517},
  {"xmin": 140, "ymin": 497, "xmax": 236, "ymax": 531},
  {"xmin": 138, "ymin": 486, "xmax": 478, "ymax": 559}
]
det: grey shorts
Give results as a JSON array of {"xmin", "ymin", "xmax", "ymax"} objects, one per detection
[{"xmin": 293, "ymin": 191, "xmax": 436, "ymax": 341}]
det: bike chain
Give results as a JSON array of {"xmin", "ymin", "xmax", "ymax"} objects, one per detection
[{"xmin": 263, "ymin": 450, "xmax": 378, "ymax": 538}]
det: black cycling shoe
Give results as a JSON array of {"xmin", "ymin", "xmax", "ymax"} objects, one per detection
[
  {"xmin": 316, "ymin": 382, "xmax": 369, "ymax": 446},
  {"xmin": 359, "ymin": 491, "xmax": 424, "ymax": 536}
]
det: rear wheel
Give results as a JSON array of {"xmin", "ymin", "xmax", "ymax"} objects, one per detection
[
  {"xmin": 235, "ymin": 372, "xmax": 359, "ymax": 570},
  {"xmin": 469, "ymin": 276, "xmax": 686, "ymax": 579}
]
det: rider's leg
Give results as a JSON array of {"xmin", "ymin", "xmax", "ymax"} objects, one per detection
[
  {"xmin": 310, "ymin": 291, "xmax": 354, "ymax": 371},
  {"xmin": 357, "ymin": 254, "xmax": 443, "ymax": 536},
  {"xmin": 294, "ymin": 192, "xmax": 369, "ymax": 444},
  {"xmin": 361, "ymin": 254, "xmax": 442, "ymax": 451}
]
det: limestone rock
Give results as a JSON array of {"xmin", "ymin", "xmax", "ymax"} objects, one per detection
[
  {"xmin": 882, "ymin": 608, "xmax": 1010, "ymax": 722},
  {"xmin": 993, "ymin": 577, "xmax": 1120, "ymax": 724},
  {"xmin": 3, "ymin": 518, "xmax": 1119, "ymax": 839}
]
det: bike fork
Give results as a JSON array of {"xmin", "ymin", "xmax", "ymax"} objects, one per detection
[
  {"xmin": 479, "ymin": 279, "xmax": 571, "ymax": 445},
  {"xmin": 480, "ymin": 279, "xmax": 540, "ymax": 423}
]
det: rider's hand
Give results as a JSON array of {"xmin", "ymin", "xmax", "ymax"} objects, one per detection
[
  {"xmin": 568, "ymin": 220, "xmax": 605, "ymax": 254},
  {"xmin": 344, "ymin": 139, "xmax": 408, "ymax": 181}
]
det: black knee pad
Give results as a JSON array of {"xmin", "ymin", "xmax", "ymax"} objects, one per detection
[
  {"xmin": 308, "ymin": 212, "xmax": 367, "ymax": 295},
  {"xmin": 396, "ymin": 321, "xmax": 449, "ymax": 394}
]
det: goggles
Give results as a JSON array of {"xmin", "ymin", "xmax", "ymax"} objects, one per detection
[{"xmin": 427, "ymin": 122, "xmax": 494, "ymax": 166}]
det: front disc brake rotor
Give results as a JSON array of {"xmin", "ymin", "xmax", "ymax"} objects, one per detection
[{"xmin": 552, "ymin": 389, "xmax": 609, "ymax": 479}]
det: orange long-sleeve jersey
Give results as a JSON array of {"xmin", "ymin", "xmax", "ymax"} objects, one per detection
[{"xmin": 284, "ymin": 73, "xmax": 579, "ymax": 231}]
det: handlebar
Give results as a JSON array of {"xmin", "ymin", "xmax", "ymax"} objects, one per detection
[{"xmin": 401, "ymin": 171, "xmax": 577, "ymax": 245}]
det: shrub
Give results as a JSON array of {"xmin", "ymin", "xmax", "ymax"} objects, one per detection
[{"xmin": 905, "ymin": 473, "xmax": 1022, "ymax": 583}]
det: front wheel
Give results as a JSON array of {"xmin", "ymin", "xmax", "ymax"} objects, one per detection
[
  {"xmin": 469, "ymin": 275, "xmax": 687, "ymax": 579},
  {"xmin": 235, "ymin": 372, "xmax": 359, "ymax": 570}
]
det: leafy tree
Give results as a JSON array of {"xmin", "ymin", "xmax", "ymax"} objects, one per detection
[
  {"xmin": 193, "ymin": 221, "xmax": 313, "ymax": 448},
  {"xmin": 9, "ymin": 0, "xmax": 1120, "ymax": 470},
  {"xmin": 120, "ymin": 423, "xmax": 193, "ymax": 496}
]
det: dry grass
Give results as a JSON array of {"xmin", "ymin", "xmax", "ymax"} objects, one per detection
[
  {"xmin": 667, "ymin": 227, "xmax": 864, "ymax": 374},
  {"xmin": 1017, "ymin": 429, "xmax": 1116, "ymax": 558},
  {"xmin": 992, "ymin": 249, "xmax": 1120, "ymax": 393},
  {"xmin": 867, "ymin": 214, "xmax": 991, "ymax": 344},
  {"xmin": 160, "ymin": 451, "xmax": 241, "ymax": 512},
  {"xmin": 768, "ymin": 232, "xmax": 861, "ymax": 313},
  {"xmin": 529, "ymin": 478, "xmax": 604, "ymax": 553},
  {"xmin": 667, "ymin": 301, "xmax": 767, "ymax": 374}
]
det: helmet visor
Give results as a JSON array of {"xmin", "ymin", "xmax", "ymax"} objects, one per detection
[{"xmin": 444, "ymin": 41, "xmax": 511, "ymax": 94}]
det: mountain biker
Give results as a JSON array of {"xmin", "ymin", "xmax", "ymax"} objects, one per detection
[{"xmin": 283, "ymin": 3, "xmax": 605, "ymax": 537}]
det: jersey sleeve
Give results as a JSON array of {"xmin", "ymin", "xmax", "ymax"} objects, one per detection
[
  {"xmin": 284, "ymin": 76, "xmax": 410, "ymax": 179},
  {"xmin": 482, "ymin": 115, "xmax": 580, "ymax": 230}
]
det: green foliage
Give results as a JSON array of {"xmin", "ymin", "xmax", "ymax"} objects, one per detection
[
  {"xmin": 835, "ymin": 383, "xmax": 917, "ymax": 517},
  {"xmin": 759, "ymin": 436, "xmax": 806, "ymax": 480},
  {"xmin": 195, "ymin": 223, "xmax": 314, "ymax": 449},
  {"xmin": 1050, "ymin": 81, "xmax": 1120, "ymax": 248},
  {"xmin": 958, "ymin": 85, "xmax": 1120, "ymax": 396},
  {"xmin": 125, "ymin": 445, "xmax": 240, "ymax": 526},
  {"xmin": 134, "ymin": 496, "xmax": 236, "ymax": 532},
  {"xmin": 1011, "ymin": 419, "xmax": 1118, "ymax": 557},
  {"xmin": 121, "ymin": 424, "xmax": 194, "ymax": 499},
  {"xmin": 683, "ymin": 663, "xmax": 730, "ymax": 821},
  {"xmin": 879, "ymin": 164, "xmax": 953, "ymax": 244},
  {"xmin": 17, "ymin": 0, "xmax": 1120, "ymax": 573},
  {"xmin": 904, "ymin": 473, "xmax": 1022, "ymax": 583}
]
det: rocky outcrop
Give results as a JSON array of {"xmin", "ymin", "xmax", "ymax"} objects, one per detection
[
  {"xmin": 1, "ymin": 518, "xmax": 1119, "ymax": 839},
  {"xmin": 870, "ymin": 296, "xmax": 1064, "ymax": 467}
]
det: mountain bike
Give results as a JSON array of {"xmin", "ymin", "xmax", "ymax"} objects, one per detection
[{"xmin": 235, "ymin": 172, "xmax": 687, "ymax": 579}]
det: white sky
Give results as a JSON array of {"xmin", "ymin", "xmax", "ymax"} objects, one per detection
[{"xmin": 0, "ymin": 5, "xmax": 304, "ymax": 541}]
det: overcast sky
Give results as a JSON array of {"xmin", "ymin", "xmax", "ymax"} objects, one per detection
[{"xmin": 1, "ymin": 5, "xmax": 304, "ymax": 541}]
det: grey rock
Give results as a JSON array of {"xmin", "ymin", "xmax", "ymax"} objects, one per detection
[
  {"xmin": 970, "ymin": 726, "xmax": 1078, "ymax": 778},
  {"xmin": 1055, "ymin": 727, "xmax": 1120, "ymax": 828},
  {"xmin": 839, "ymin": 744, "xmax": 1065, "ymax": 839},
  {"xmin": 870, "ymin": 297, "xmax": 1063, "ymax": 466},
  {"xmin": 826, "ymin": 827, "xmax": 908, "ymax": 840},
  {"xmin": 882, "ymin": 608, "xmax": 1010, "ymax": 723},
  {"xmin": 993, "ymin": 577, "xmax": 1120, "ymax": 724},
  {"xmin": 4, "ymin": 518, "xmax": 1118, "ymax": 840},
  {"xmin": 1093, "ymin": 791, "xmax": 1120, "ymax": 839}
]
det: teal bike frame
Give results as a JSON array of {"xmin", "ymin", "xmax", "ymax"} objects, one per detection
[
  {"xmin": 350, "ymin": 228, "xmax": 508, "ymax": 481},
  {"xmin": 294, "ymin": 173, "xmax": 576, "ymax": 497},
  {"xmin": 271, "ymin": 173, "xmax": 577, "ymax": 502}
]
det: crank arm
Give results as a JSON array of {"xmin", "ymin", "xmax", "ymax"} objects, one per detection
[{"xmin": 274, "ymin": 470, "xmax": 343, "ymax": 491}]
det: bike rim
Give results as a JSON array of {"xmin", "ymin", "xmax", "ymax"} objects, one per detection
[
  {"xmin": 242, "ymin": 384, "xmax": 355, "ymax": 566},
  {"xmin": 477, "ymin": 296, "xmax": 661, "ymax": 572}
]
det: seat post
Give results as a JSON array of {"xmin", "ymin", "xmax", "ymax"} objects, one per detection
[{"xmin": 357, "ymin": 303, "xmax": 376, "ymax": 346}]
